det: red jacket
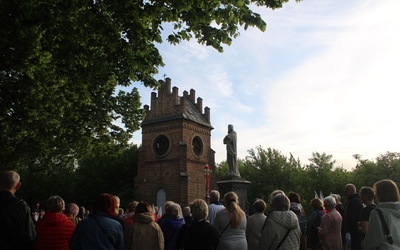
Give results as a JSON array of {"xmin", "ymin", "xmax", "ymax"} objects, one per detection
[{"xmin": 34, "ymin": 212, "xmax": 75, "ymax": 250}]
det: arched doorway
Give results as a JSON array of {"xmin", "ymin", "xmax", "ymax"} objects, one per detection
[{"xmin": 156, "ymin": 188, "xmax": 166, "ymax": 215}]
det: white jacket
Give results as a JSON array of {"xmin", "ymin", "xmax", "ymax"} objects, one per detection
[
  {"xmin": 364, "ymin": 202, "xmax": 400, "ymax": 250},
  {"xmin": 258, "ymin": 210, "xmax": 301, "ymax": 250}
]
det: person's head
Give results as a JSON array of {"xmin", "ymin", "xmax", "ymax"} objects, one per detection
[
  {"xmin": 114, "ymin": 196, "xmax": 120, "ymax": 214},
  {"xmin": 360, "ymin": 186, "xmax": 375, "ymax": 204},
  {"xmin": 190, "ymin": 199, "xmax": 208, "ymax": 220},
  {"xmin": 323, "ymin": 196, "xmax": 336, "ymax": 211},
  {"xmin": 169, "ymin": 203, "xmax": 182, "ymax": 218},
  {"xmin": 32, "ymin": 202, "xmax": 40, "ymax": 211},
  {"xmin": 65, "ymin": 203, "xmax": 79, "ymax": 217},
  {"xmin": 374, "ymin": 179, "xmax": 400, "ymax": 203},
  {"xmin": 224, "ymin": 191, "xmax": 239, "ymax": 208},
  {"xmin": 253, "ymin": 199, "xmax": 266, "ymax": 213},
  {"xmin": 182, "ymin": 206, "xmax": 191, "ymax": 218},
  {"xmin": 118, "ymin": 208, "xmax": 124, "ymax": 215},
  {"xmin": 223, "ymin": 191, "xmax": 244, "ymax": 227},
  {"xmin": 209, "ymin": 190, "xmax": 220, "ymax": 203},
  {"xmin": 271, "ymin": 194, "xmax": 290, "ymax": 211},
  {"xmin": 127, "ymin": 201, "xmax": 139, "ymax": 213},
  {"xmin": 164, "ymin": 201, "xmax": 175, "ymax": 215},
  {"xmin": 46, "ymin": 196, "xmax": 65, "ymax": 213},
  {"xmin": 331, "ymin": 194, "xmax": 341, "ymax": 204},
  {"xmin": 0, "ymin": 171, "xmax": 21, "ymax": 193},
  {"xmin": 270, "ymin": 190, "xmax": 285, "ymax": 199},
  {"xmin": 345, "ymin": 184, "xmax": 356, "ymax": 197},
  {"xmin": 310, "ymin": 198, "xmax": 324, "ymax": 211},
  {"xmin": 39, "ymin": 209, "xmax": 45, "ymax": 217},
  {"xmin": 288, "ymin": 192, "xmax": 301, "ymax": 203},
  {"xmin": 135, "ymin": 201, "xmax": 153, "ymax": 216},
  {"xmin": 92, "ymin": 193, "xmax": 118, "ymax": 217}
]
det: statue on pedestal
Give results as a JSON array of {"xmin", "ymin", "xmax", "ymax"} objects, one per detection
[{"xmin": 223, "ymin": 124, "xmax": 240, "ymax": 178}]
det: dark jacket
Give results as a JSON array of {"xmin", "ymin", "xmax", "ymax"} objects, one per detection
[
  {"xmin": 306, "ymin": 209, "xmax": 324, "ymax": 248},
  {"xmin": 175, "ymin": 219, "xmax": 219, "ymax": 250},
  {"xmin": 70, "ymin": 211, "xmax": 124, "ymax": 250},
  {"xmin": 335, "ymin": 203, "xmax": 346, "ymax": 246},
  {"xmin": 346, "ymin": 194, "xmax": 363, "ymax": 232},
  {"xmin": 34, "ymin": 212, "xmax": 75, "ymax": 250},
  {"xmin": 0, "ymin": 190, "xmax": 36, "ymax": 250},
  {"xmin": 346, "ymin": 193, "xmax": 363, "ymax": 250},
  {"xmin": 159, "ymin": 217, "xmax": 185, "ymax": 250}
]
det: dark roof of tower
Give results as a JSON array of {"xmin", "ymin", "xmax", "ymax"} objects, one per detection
[{"xmin": 141, "ymin": 98, "xmax": 212, "ymax": 128}]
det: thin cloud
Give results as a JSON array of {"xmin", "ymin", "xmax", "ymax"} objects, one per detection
[
  {"xmin": 132, "ymin": 0, "xmax": 400, "ymax": 170},
  {"xmin": 259, "ymin": 0, "xmax": 400, "ymax": 167},
  {"xmin": 206, "ymin": 65, "xmax": 233, "ymax": 97}
]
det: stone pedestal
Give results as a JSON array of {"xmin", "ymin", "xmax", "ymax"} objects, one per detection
[{"xmin": 217, "ymin": 178, "xmax": 251, "ymax": 214}]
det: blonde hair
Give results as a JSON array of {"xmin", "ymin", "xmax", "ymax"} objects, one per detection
[
  {"xmin": 169, "ymin": 203, "xmax": 182, "ymax": 218},
  {"xmin": 46, "ymin": 196, "xmax": 65, "ymax": 213},
  {"xmin": 224, "ymin": 191, "xmax": 244, "ymax": 228},
  {"xmin": 190, "ymin": 199, "xmax": 208, "ymax": 220}
]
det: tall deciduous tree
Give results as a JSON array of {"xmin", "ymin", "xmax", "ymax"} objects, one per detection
[
  {"xmin": 305, "ymin": 152, "xmax": 336, "ymax": 195},
  {"xmin": 1, "ymin": 0, "xmax": 295, "ymax": 170},
  {"xmin": 352, "ymin": 152, "xmax": 400, "ymax": 188},
  {"xmin": 73, "ymin": 144, "xmax": 139, "ymax": 209},
  {"xmin": 240, "ymin": 146, "xmax": 302, "ymax": 203}
]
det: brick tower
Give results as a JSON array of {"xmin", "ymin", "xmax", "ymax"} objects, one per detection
[{"xmin": 135, "ymin": 78, "xmax": 215, "ymax": 209}]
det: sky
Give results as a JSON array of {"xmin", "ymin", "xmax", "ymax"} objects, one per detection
[{"xmin": 130, "ymin": 0, "xmax": 400, "ymax": 170}]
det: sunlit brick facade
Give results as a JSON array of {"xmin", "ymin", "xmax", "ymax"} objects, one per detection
[{"xmin": 135, "ymin": 78, "xmax": 216, "ymax": 208}]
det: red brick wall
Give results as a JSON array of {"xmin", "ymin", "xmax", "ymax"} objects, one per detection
[{"xmin": 136, "ymin": 79, "xmax": 215, "ymax": 207}]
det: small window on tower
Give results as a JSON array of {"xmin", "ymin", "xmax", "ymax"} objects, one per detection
[
  {"xmin": 192, "ymin": 136, "xmax": 203, "ymax": 156},
  {"xmin": 153, "ymin": 135, "xmax": 170, "ymax": 156}
]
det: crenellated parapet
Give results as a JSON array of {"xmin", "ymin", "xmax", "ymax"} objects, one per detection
[{"xmin": 143, "ymin": 78, "xmax": 211, "ymax": 127}]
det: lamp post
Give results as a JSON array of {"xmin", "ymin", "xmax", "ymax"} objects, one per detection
[{"xmin": 204, "ymin": 164, "xmax": 212, "ymax": 203}]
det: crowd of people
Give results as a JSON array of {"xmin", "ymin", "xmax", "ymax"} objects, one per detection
[{"xmin": 1, "ymin": 170, "xmax": 400, "ymax": 250}]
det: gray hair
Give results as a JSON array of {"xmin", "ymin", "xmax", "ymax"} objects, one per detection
[
  {"xmin": 209, "ymin": 190, "xmax": 220, "ymax": 202},
  {"xmin": 331, "ymin": 194, "xmax": 341, "ymax": 201},
  {"xmin": 65, "ymin": 203, "xmax": 79, "ymax": 216},
  {"xmin": 323, "ymin": 196, "xmax": 336, "ymax": 210},
  {"xmin": 271, "ymin": 190, "xmax": 285, "ymax": 198},
  {"xmin": 182, "ymin": 206, "xmax": 191, "ymax": 218},
  {"xmin": 272, "ymin": 194, "xmax": 290, "ymax": 211}
]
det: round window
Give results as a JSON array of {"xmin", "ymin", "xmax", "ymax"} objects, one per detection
[
  {"xmin": 192, "ymin": 136, "xmax": 203, "ymax": 156},
  {"xmin": 153, "ymin": 135, "xmax": 170, "ymax": 156}
]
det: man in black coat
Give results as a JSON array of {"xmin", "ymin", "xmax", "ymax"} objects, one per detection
[
  {"xmin": 345, "ymin": 183, "xmax": 363, "ymax": 250},
  {"xmin": 0, "ymin": 171, "xmax": 36, "ymax": 250}
]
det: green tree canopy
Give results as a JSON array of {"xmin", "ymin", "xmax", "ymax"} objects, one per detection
[
  {"xmin": 352, "ymin": 152, "xmax": 400, "ymax": 188},
  {"xmin": 1, "ymin": 0, "xmax": 295, "ymax": 170},
  {"xmin": 239, "ymin": 146, "xmax": 302, "ymax": 202}
]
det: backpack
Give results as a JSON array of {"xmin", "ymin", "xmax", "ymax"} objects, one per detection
[{"xmin": 290, "ymin": 207, "xmax": 306, "ymax": 234}]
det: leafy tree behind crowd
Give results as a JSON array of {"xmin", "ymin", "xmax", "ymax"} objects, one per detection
[
  {"xmin": 352, "ymin": 152, "xmax": 400, "ymax": 188},
  {"xmin": 16, "ymin": 143, "xmax": 138, "ymax": 209},
  {"xmin": 240, "ymin": 147, "xmax": 302, "ymax": 202},
  {"xmin": 72, "ymin": 144, "xmax": 138, "ymax": 209},
  {"xmin": 234, "ymin": 149, "xmax": 400, "ymax": 214},
  {"xmin": 1, "ymin": 0, "xmax": 294, "ymax": 171}
]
